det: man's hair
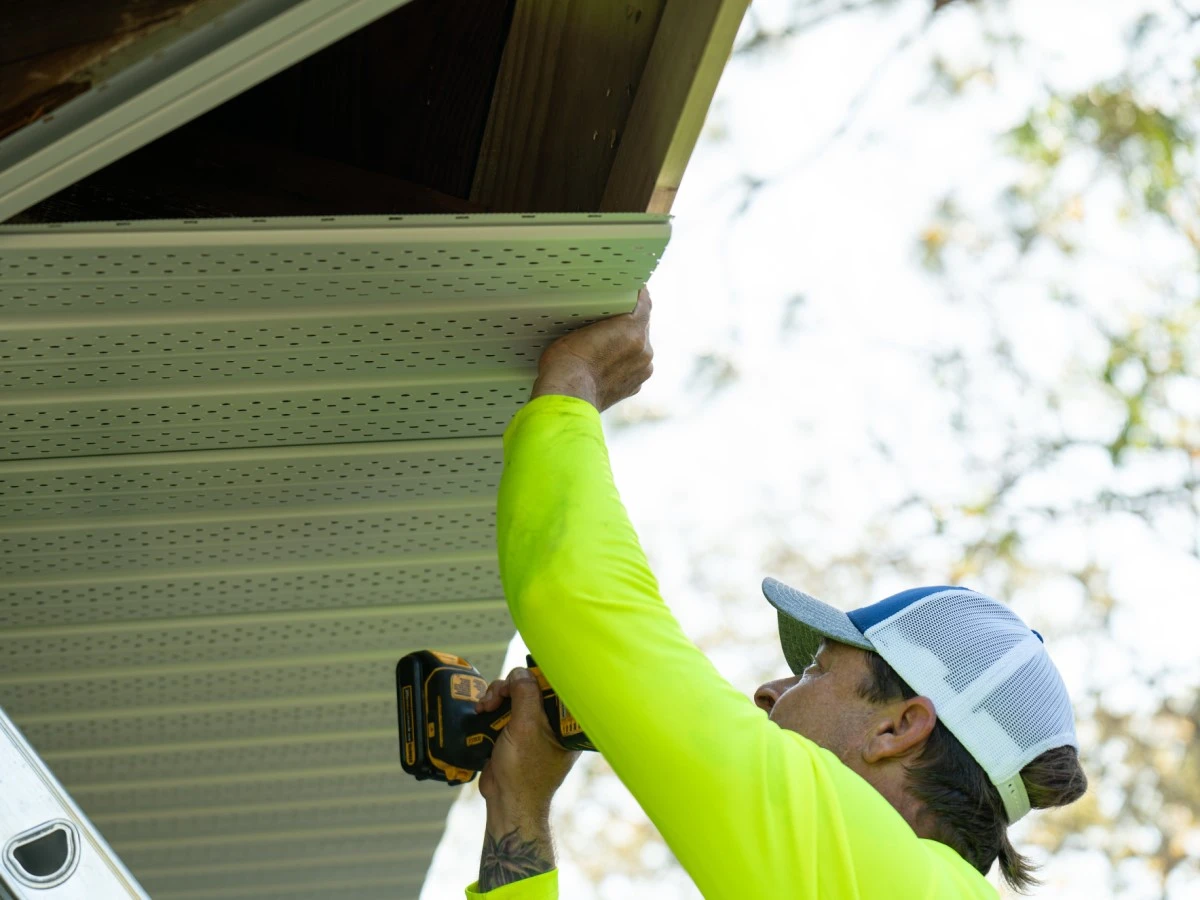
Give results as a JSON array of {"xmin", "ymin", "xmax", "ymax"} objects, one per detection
[{"xmin": 858, "ymin": 651, "xmax": 1088, "ymax": 893}]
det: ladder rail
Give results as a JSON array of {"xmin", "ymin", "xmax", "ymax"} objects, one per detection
[{"xmin": 0, "ymin": 706, "xmax": 148, "ymax": 899}]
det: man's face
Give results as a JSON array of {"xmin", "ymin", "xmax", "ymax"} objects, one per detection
[{"xmin": 753, "ymin": 639, "xmax": 879, "ymax": 770}]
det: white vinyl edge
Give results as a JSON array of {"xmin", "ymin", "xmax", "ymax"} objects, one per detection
[{"xmin": 0, "ymin": 0, "xmax": 417, "ymax": 222}]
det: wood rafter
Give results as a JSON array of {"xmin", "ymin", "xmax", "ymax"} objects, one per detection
[
  {"xmin": 602, "ymin": 0, "xmax": 750, "ymax": 212},
  {"xmin": 471, "ymin": 0, "xmax": 748, "ymax": 214},
  {"xmin": 469, "ymin": 0, "xmax": 666, "ymax": 213}
]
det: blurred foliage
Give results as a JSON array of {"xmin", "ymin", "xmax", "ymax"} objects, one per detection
[
  {"xmin": 902, "ymin": 5, "xmax": 1200, "ymax": 895},
  {"xmin": 1005, "ymin": 85, "xmax": 1195, "ymax": 238},
  {"xmin": 733, "ymin": 0, "xmax": 972, "ymax": 58},
  {"xmin": 548, "ymin": 1, "xmax": 1200, "ymax": 897}
]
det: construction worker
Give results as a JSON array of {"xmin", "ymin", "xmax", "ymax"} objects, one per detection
[{"xmin": 464, "ymin": 288, "xmax": 1087, "ymax": 898}]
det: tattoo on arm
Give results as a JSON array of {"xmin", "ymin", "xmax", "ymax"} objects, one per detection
[{"xmin": 479, "ymin": 827, "xmax": 555, "ymax": 891}]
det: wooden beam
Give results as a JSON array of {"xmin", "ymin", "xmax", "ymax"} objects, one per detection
[
  {"xmin": 600, "ymin": 0, "xmax": 749, "ymax": 213},
  {"xmin": 469, "ymin": 0, "xmax": 665, "ymax": 213}
]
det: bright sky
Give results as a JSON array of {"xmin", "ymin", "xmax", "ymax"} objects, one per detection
[{"xmin": 422, "ymin": 1, "xmax": 1199, "ymax": 897}]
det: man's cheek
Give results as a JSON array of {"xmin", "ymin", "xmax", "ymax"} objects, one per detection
[{"xmin": 782, "ymin": 697, "xmax": 815, "ymax": 736}]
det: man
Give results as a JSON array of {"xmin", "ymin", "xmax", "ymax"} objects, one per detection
[{"xmin": 463, "ymin": 289, "xmax": 1087, "ymax": 898}]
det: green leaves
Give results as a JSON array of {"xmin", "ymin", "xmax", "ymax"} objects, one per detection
[
  {"xmin": 1007, "ymin": 84, "xmax": 1192, "ymax": 222},
  {"xmin": 1072, "ymin": 85, "xmax": 1190, "ymax": 215}
]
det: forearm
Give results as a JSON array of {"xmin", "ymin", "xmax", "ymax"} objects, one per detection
[{"xmin": 478, "ymin": 804, "xmax": 557, "ymax": 892}]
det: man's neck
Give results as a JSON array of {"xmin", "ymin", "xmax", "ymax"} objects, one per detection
[{"xmin": 861, "ymin": 768, "xmax": 932, "ymax": 839}]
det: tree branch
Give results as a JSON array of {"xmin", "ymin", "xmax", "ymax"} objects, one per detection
[{"xmin": 734, "ymin": 0, "xmax": 884, "ymax": 57}]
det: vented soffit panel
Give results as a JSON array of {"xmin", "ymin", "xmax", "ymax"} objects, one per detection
[
  {"xmin": 0, "ymin": 0, "xmax": 417, "ymax": 222},
  {"xmin": 0, "ymin": 212, "xmax": 671, "ymax": 899}
]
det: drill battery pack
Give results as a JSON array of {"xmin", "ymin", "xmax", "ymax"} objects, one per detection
[{"xmin": 395, "ymin": 649, "xmax": 595, "ymax": 786}]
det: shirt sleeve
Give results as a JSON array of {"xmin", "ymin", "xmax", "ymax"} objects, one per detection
[
  {"xmin": 496, "ymin": 395, "xmax": 998, "ymax": 900},
  {"xmin": 464, "ymin": 869, "xmax": 558, "ymax": 899}
]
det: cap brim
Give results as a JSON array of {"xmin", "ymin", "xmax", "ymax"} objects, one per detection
[{"xmin": 762, "ymin": 577, "xmax": 875, "ymax": 675}]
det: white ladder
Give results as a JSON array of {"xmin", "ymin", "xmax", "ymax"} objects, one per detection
[{"xmin": 0, "ymin": 706, "xmax": 148, "ymax": 899}]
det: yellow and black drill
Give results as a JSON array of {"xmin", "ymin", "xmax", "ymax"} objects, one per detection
[{"xmin": 396, "ymin": 650, "xmax": 596, "ymax": 785}]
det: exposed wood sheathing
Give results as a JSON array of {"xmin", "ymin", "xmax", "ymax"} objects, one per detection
[
  {"xmin": 0, "ymin": 0, "xmax": 236, "ymax": 141},
  {"xmin": 602, "ymin": 0, "xmax": 751, "ymax": 212}
]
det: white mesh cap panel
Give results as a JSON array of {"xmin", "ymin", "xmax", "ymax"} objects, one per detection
[
  {"xmin": 979, "ymin": 650, "xmax": 1079, "ymax": 758},
  {"xmin": 864, "ymin": 589, "xmax": 1078, "ymax": 823}
]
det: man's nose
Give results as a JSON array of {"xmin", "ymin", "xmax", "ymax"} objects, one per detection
[{"xmin": 754, "ymin": 676, "xmax": 797, "ymax": 713}]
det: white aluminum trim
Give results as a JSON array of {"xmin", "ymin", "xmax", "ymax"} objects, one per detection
[
  {"xmin": 0, "ymin": 212, "xmax": 671, "ymax": 235},
  {"xmin": 0, "ymin": 216, "xmax": 670, "ymax": 245},
  {"xmin": 0, "ymin": 1, "xmax": 417, "ymax": 221}
]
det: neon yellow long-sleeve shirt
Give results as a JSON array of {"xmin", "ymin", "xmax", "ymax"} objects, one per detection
[{"xmin": 465, "ymin": 395, "xmax": 999, "ymax": 899}]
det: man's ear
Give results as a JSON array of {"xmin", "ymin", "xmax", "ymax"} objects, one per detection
[{"xmin": 862, "ymin": 696, "xmax": 937, "ymax": 764}]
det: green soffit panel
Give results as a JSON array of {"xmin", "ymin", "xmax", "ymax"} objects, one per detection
[{"xmin": 0, "ymin": 212, "xmax": 671, "ymax": 899}]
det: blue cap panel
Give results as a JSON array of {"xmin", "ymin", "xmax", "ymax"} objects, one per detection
[{"xmin": 847, "ymin": 585, "xmax": 967, "ymax": 633}]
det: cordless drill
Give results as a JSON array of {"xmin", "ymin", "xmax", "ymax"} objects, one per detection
[{"xmin": 396, "ymin": 649, "xmax": 597, "ymax": 785}]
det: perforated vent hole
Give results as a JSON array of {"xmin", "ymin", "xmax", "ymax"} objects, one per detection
[
  {"xmin": 1, "ymin": 310, "xmax": 614, "ymax": 390},
  {"xmin": 3, "ymin": 388, "xmax": 528, "ymax": 457},
  {"xmin": 4, "ymin": 559, "xmax": 503, "ymax": 627},
  {"xmin": 5, "ymin": 605, "xmax": 515, "ymax": 673},
  {"xmin": 0, "ymin": 450, "xmax": 503, "ymax": 518}
]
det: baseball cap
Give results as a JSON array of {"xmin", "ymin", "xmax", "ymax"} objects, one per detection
[{"xmin": 761, "ymin": 578, "xmax": 1078, "ymax": 823}]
